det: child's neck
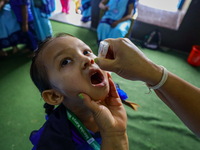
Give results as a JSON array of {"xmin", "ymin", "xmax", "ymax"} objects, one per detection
[
  {"xmin": 76, "ymin": 111, "xmax": 99, "ymax": 133},
  {"xmin": 64, "ymin": 103, "xmax": 99, "ymax": 133}
]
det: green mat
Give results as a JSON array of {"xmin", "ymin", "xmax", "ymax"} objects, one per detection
[{"xmin": 0, "ymin": 21, "xmax": 199, "ymax": 150}]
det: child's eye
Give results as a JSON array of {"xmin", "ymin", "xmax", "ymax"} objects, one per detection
[
  {"xmin": 61, "ymin": 58, "xmax": 71, "ymax": 67},
  {"xmin": 83, "ymin": 50, "xmax": 92, "ymax": 55}
]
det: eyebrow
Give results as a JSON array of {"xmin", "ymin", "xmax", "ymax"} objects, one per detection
[
  {"xmin": 52, "ymin": 43, "xmax": 91, "ymax": 63},
  {"xmin": 53, "ymin": 49, "xmax": 66, "ymax": 63}
]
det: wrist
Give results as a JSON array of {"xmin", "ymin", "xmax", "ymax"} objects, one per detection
[
  {"xmin": 143, "ymin": 62, "xmax": 163, "ymax": 86},
  {"xmin": 101, "ymin": 132, "xmax": 128, "ymax": 150},
  {"xmin": 146, "ymin": 66, "xmax": 168, "ymax": 89}
]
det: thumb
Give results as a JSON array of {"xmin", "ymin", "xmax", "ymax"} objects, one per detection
[
  {"xmin": 79, "ymin": 93, "xmax": 102, "ymax": 115},
  {"xmin": 95, "ymin": 57, "xmax": 115, "ymax": 72}
]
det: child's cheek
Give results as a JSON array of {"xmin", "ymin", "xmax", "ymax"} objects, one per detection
[{"xmin": 91, "ymin": 83, "xmax": 110, "ymax": 101}]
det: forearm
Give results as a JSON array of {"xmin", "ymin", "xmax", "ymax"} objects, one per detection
[
  {"xmin": 116, "ymin": 15, "xmax": 132, "ymax": 24},
  {"xmin": 95, "ymin": 37, "xmax": 200, "ymax": 137},
  {"xmin": 0, "ymin": 0, "xmax": 5, "ymax": 11},
  {"xmin": 116, "ymin": 3, "xmax": 134, "ymax": 23},
  {"xmin": 21, "ymin": 5, "xmax": 28, "ymax": 25},
  {"xmin": 154, "ymin": 72, "xmax": 200, "ymax": 137},
  {"xmin": 101, "ymin": 132, "xmax": 129, "ymax": 150},
  {"xmin": 99, "ymin": 0, "xmax": 109, "ymax": 10}
]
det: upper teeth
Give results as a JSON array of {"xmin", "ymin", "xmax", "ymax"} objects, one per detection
[{"xmin": 91, "ymin": 72, "xmax": 97, "ymax": 76}]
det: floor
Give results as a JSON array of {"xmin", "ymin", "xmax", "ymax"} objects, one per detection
[
  {"xmin": 50, "ymin": 0, "xmax": 185, "ymax": 30},
  {"xmin": 49, "ymin": 0, "xmax": 91, "ymax": 29},
  {"xmin": 1, "ymin": 18, "xmax": 200, "ymax": 150}
]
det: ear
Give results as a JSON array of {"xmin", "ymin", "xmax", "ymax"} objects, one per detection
[{"xmin": 42, "ymin": 89, "xmax": 64, "ymax": 105}]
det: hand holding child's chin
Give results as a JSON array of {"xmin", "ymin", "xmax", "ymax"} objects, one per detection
[{"xmin": 78, "ymin": 76, "xmax": 127, "ymax": 135}]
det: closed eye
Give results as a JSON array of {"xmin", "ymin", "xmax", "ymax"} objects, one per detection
[{"xmin": 61, "ymin": 58, "xmax": 72, "ymax": 67}]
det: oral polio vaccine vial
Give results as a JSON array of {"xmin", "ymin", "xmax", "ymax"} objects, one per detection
[{"xmin": 98, "ymin": 41, "xmax": 109, "ymax": 58}]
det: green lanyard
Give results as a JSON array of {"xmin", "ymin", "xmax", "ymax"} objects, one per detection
[{"xmin": 66, "ymin": 109, "xmax": 101, "ymax": 150}]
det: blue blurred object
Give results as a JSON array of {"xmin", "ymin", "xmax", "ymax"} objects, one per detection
[
  {"xmin": 177, "ymin": 0, "xmax": 185, "ymax": 10},
  {"xmin": 114, "ymin": 83, "xmax": 128, "ymax": 100}
]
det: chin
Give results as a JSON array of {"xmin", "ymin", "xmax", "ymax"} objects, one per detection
[{"xmin": 90, "ymin": 87, "xmax": 109, "ymax": 101}]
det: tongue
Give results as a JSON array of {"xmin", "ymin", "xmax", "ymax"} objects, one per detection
[{"xmin": 91, "ymin": 73, "xmax": 102, "ymax": 84}]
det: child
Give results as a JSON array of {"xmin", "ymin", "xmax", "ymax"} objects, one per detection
[
  {"xmin": 9, "ymin": 0, "xmax": 38, "ymax": 56},
  {"xmin": 29, "ymin": 33, "xmax": 137, "ymax": 150},
  {"xmin": 97, "ymin": 0, "xmax": 137, "ymax": 43},
  {"xmin": 60, "ymin": 0, "xmax": 70, "ymax": 14},
  {"xmin": 30, "ymin": 0, "xmax": 53, "ymax": 41},
  {"xmin": 81, "ymin": 0, "xmax": 91, "ymax": 23},
  {"xmin": 0, "ymin": 1, "xmax": 21, "ymax": 56}
]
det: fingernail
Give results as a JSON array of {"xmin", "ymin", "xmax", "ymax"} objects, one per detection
[
  {"xmin": 94, "ymin": 58, "xmax": 97, "ymax": 63},
  {"xmin": 78, "ymin": 94, "xmax": 84, "ymax": 99}
]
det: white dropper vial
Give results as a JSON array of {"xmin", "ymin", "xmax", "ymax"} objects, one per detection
[{"xmin": 98, "ymin": 41, "xmax": 109, "ymax": 58}]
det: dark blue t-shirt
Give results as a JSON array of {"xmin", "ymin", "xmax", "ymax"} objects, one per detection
[{"xmin": 29, "ymin": 104, "xmax": 102, "ymax": 150}]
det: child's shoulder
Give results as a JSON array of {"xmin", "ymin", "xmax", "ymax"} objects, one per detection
[{"xmin": 29, "ymin": 104, "xmax": 77, "ymax": 150}]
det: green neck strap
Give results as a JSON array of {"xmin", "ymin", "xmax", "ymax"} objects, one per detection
[{"xmin": 66, "ymin": 109, "xmax": 101, "ymax": 150}]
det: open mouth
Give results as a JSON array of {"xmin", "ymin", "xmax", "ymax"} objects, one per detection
[{"xmin": 90, "ymin": 70, "xmax": 104, "ymax": 85}]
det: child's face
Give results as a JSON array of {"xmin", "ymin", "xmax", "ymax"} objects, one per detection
[{"xmin": 40, "ymin": 36, "xmax": 110, "ymax": 103}]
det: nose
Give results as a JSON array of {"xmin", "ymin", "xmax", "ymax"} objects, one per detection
[{"xmin": 82, "ymin": 56, "xmax": 95, "ymax": 69}]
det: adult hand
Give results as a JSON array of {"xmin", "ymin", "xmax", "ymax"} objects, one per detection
[
  {"xmin": 80, "ymin": 73, "xmax": 128, "ymax": 149},
  {"xmin": 95, "ymin": 39, "xmax": 200, "ymax": 138},
  {"xmin": 95, "ymin": 38, "xmax": 163, "ymax": 86},
  {"xmin": 104, "ymin": 5, "xmax": 109, "ymax": 11},
  {"xmin": 111, "ymin": 21, "xmax": 119, "ymax": 28}
]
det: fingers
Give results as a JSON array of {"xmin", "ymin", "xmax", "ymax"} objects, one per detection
[
  {"xmin": 98, "ymin": 38, "xmax": 154, "ymax": 82},
  {"xmin": 108, "ymin": 77, "xmax": 119, "ymax": 98},
  {"xmin": 105, "ymin": 78, "xmax": 123, "ymax": 107},
  {"xmin": 95, "ymin": 57, "xmax": 115, "ymax": 72},
  {"xmin": 106, "ymin": 71, "xmax": 112, "ymax": 78},
  {"xmin": 106, "ymin": 72, "xmax": 119, "ymax": 98},
  {"xmin": 95, "ymin": 38, "xmax": 127, "ymax": 72},
  {"xmin": 79, "ymin": 93, "xmax": 101, "ymax": 115}
]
